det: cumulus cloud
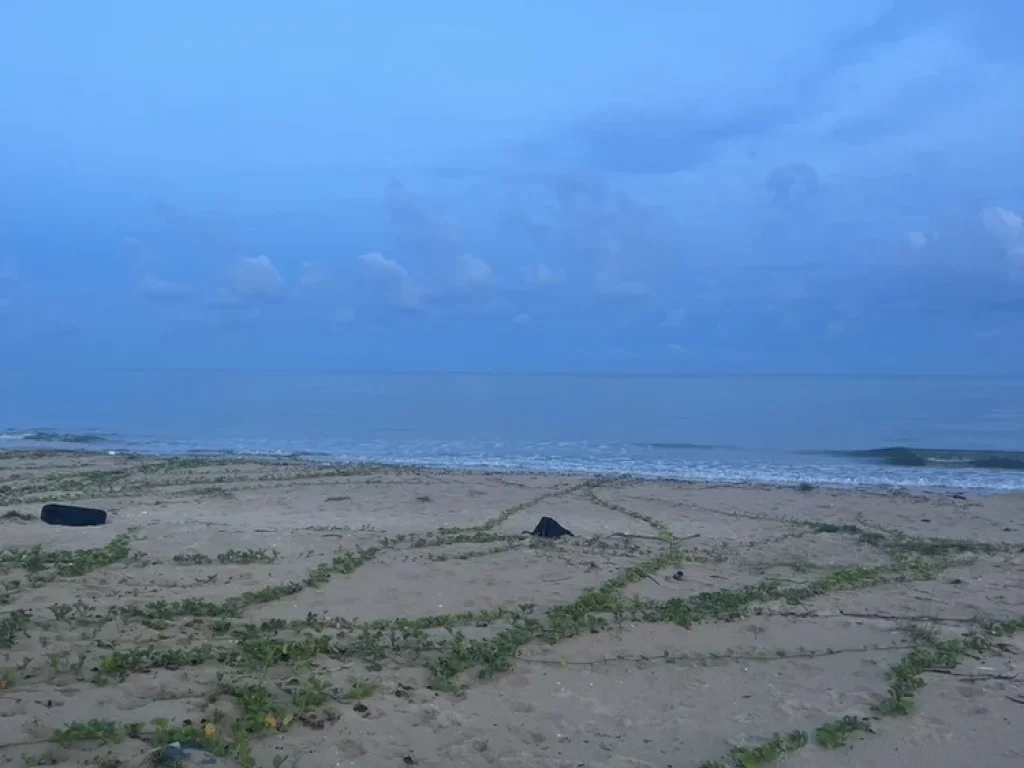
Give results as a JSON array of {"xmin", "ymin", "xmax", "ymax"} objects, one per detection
[
  {"xmin": 981, "ymin": 206, "xmax": 1024, "ymax": 274},
  {"xmin": 981, "ymin": 206, "xmax": 1023, "ymax": 248},
  {"xmin": 228, "ymin": 255, "xmax": 286, "ymax": 301},
  {"xmin": 455, "ymin": 253, "xmax": 494, "ymax": 287},
  {"xmin": 357, "ymin": 251, "xmax": 423, "ymax": 309},
  {"xmin": 359, "ymin": 251, "xmax": 410, "ymax": 281}
]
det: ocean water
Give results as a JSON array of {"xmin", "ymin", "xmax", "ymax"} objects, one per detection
[{"xmin": 1, "ymin": 371, "xmax": 1023, "ymax": 491}]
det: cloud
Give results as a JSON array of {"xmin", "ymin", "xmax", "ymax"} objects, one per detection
[
  {"xmin": 571, "ymin": 89, "xmax": 806, "ymax": 174},
  {"xmin": 139, "ymin": 275, "xmax": 186, "ymax": 302},
  {"xmin": 227, "ymin": 255, "xmax": 286, "ymax": 301},
  {"xmin": 539, "ymin": 4, "xmax": 987, "ymax": 177},
  {"xmin": 906, "ymin": 231, "xmax": 930, "ymax": 249},
  {"xmin": 358, "ymin": 251, "xmax": 410, "ymax": 281},
  {"xmin": 981, "ymin": 206, "xmax": 1024, "ymax": 275},
  {"xmin": 455, "ymin": 253, "xmax": 494, "ymax": 287},
  {"xmin": 357, "ymin": 251, "xmax": 423, "ymax": 309},
  {"xmin": 525, "ymin": 263, "xmax": 564, "ymax": 285},
  {"xmin": 981, "ymin": 206, "xmax": 1023, "ymax": 245}
]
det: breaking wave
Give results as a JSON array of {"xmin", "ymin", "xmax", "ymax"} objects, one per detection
[
  {"xmin": 0, "ymin": 429, "xmax": 110, "ymax": 444},
  {"xmin": 809, "ymin": 446, "xmax": 1024, "ymax": 471}
]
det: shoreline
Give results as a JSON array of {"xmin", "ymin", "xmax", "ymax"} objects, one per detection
[{"xmin": 1, "ymin": 445, "xmax": 1021, "ymax": 497}]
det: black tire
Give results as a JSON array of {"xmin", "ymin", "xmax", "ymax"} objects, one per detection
[{"xmin": 40, "ymin": 503, "xmax": 107, "ymax": 527}]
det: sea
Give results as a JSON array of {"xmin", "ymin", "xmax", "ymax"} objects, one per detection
[{"xmin": 1, "ymin": 371, "xmax": 1023, "ymax": 492}]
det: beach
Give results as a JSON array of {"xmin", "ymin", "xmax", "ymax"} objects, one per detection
[{"xmin": 1, "ymin": 452, "xmax": 1023, "ymax": 767}]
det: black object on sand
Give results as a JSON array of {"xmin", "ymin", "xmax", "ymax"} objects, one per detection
[
  {"xmin": 40, "ymin": 503, "xmax": 107, "ymax": 527},
  {"xmin": 527, "ymin": 516, "xmax": 573, "ymax": 538}
]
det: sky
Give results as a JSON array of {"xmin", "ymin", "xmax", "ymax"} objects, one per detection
[{"xmin": 1, "ymin": 0, "xmax": 1023, "ymax": 374}]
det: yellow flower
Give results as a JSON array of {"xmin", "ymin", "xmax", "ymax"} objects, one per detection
[
  {"xmin": 203, "ymin": 723, "xmax": 216, "ymax": 738},
  {"xmin": 264, "ymin": 714, "xmax": 278, "ymax": 729}
]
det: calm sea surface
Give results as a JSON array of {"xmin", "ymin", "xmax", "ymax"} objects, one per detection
[{"xmin": 2, "ymin": 371, "xmax": 1023, "ymax": 491}]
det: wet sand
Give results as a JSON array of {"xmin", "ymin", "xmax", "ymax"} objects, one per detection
[{"xmin": 1, "ymin": 452, "xmax": 1023, "ymax": 767}]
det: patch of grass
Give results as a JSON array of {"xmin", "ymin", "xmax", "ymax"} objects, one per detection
[
  {"xmin": 343, "ymin": 678, "xmax": 378, "ymax": 700},
  {"xmin": 0, "ymin": 608, "xmax": 30, "ymax": 648},
  {"xmin": 52, "ymin": 719, "xmax": 122, "ymax": 747},
  {"xmin": 191, "ymin": 485, "xmax": 236, "ymax": 499},
  {"xmin": 331, "ymin": 547, "xmax": 378, "ymax": 574},
  {"xmin": 217, "ymin": 548, "xmax": 278, "ymax": 565},
  {"xmin": 408, "ymin": 530, "xmax": 520, "ymax": 548},
  {"xmin": 47, "ymin": 599, "xmax": 98, "ymax": 625},
  {"xmin": 289, "ymin": 675, "xmax": 335, "ymax": 710},
  {"xmin": 0, "ymin": 534, "xmax": 138, "ymax": 583},
  {"xmin": 875, "ymin": 617, "xmax": 1024, "ymax": 716},
  {"xmin": 142, "ymin": 680, "xmax": 317, "ymax": 768},
  {"xmin": 427, "ymin": 553, "xmax": 949, "ymax": 693},
  {"xmin": 698, "ymin": 731, "xmax": 809, "ymax": 767},
  {"xmin": 815, "ymin": 715, "xmax": 873, "ymax": 747},
  {"xmin": 119, "ymin": 547, "xmax": 378, "ymax": 622},
  {"xmin": 172, "ymin": 552, "xmax": 214, "ymax": 565},
  {"xmin": 96, "ymin": 644, "xmax": 216, "ymax": 681},
  {"xmin": 429, "ymin": 620, "xmax": 539, "ymax": 692}
]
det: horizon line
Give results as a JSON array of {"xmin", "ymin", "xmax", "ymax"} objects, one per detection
[{"xmin": 1, "ymin": 367, "xmax": 1022, "ymax": 379}]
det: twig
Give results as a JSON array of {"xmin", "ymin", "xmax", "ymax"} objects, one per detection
[
  {"xmin": 771, "ymin": 609, "xmax": 985, "ymax": 624},
  {"xmin": 606, "ymin": 532, "xmax": 672, "ymax": 543},
  {"xmin": 520, "ymin": 643, "xmax": 913, "ymax": 667},
  {"xmin": 923, "ymin": 669, "xmax": 1018, "ymax": 681},
  {"xmin": 0, "ymin": 738, "xmax": 49, "ymax": 749}
]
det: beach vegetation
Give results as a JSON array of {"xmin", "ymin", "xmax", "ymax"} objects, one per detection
[{"xmin": 3, "ymin": 458, "xmax": 1023, "ymax": 768}]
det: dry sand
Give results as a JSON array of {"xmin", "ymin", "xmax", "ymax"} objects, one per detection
[{"xmin": 1, "ymin": 452, "xmax": 1023, "ymax": 768}]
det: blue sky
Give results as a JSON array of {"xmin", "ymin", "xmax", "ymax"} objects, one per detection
[{"xmin": 1, "ymin": 0, "xmax": 1023, "ymax": 374}]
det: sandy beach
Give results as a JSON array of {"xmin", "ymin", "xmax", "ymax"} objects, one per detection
[{"xmin": 1, "ymin": 452, "xmax": 1022, "ymax": 767}]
